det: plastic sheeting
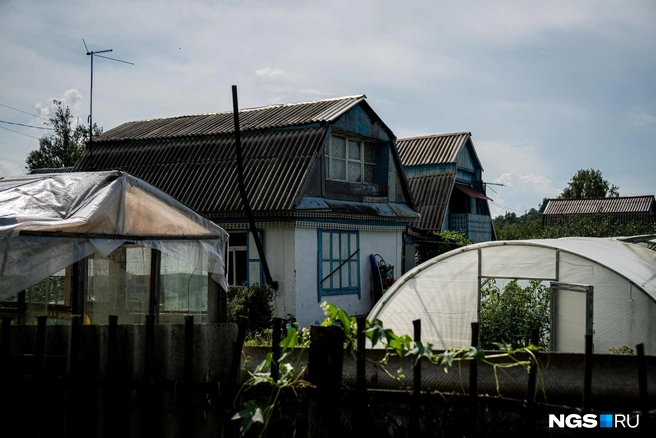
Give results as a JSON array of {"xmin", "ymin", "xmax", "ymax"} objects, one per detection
[
  {"xmin": 0, "ymin": 171, "xmax": 228, "ymax": 299},
  {"xmin": 369, "ymin": 238, "xmax": 656, "ymax": 354}
]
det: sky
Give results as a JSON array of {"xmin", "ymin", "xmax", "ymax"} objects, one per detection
[{"xmin": 1, "ymin": 0, "xmax": 655, "ymax": 217}]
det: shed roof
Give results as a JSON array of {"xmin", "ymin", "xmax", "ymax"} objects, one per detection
[
  {"xmin": 544, "ymin": 196, "xmax": 656, "ymax": 215},
  {"xmin": 94, "ymin": 95, "xmax": 366, "ymax": 142},
  {"xmin": 406, "ymin": 173, "xmax": 456, "ymax": 231},
  {"xmin": 397, "ymin": 132, "xmax": 472, "ymax": 167}
]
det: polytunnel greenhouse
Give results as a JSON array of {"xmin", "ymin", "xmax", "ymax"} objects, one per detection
[{"xmin": 368, "ymin": 237, "xmax": 656, "ymax": 354}]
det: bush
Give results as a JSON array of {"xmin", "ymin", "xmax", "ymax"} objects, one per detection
[
  {"xmin": 227, "ymin": 283, "xmax": 275, "ymax": 331},
  {"xmin": 480, "ymin": 279, "xmax": 550, "ymax": 349}
]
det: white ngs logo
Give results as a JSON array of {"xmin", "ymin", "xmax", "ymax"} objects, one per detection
[{"xmin": 549, "ymin": 413, "xmax": 639, "ymax": 429}]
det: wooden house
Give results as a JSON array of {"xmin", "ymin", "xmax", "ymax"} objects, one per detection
[{"xmin": 73, "ymin": 95, "xmax": 418, "ymax": 326}]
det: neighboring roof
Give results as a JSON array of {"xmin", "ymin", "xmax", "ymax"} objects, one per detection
[
  {"xmin": 0, "ymin": 171, "xmax": 228, "ymax": 298},
  {"xmin": 544, "ymin": 196, "xmax": 656, "ymax": 215},
  {"xmin": 397, "ymin": 132, "xmax": 471, "ymax": 167},
  {"xmin": 94, "ymin": 95, "xmax": 366, "ymax": 142},
  {"xmin": 406, "ymin": 173, "xmax": 456, "ymax": 231},
  {"xmin": 76, "ymin": 127, "xmax": 327, "ymax": 215},
  {"xmin": 28, "ymin": 167, "xmax": 74, "ymax": 174}
]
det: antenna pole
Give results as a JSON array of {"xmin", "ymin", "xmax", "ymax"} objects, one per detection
[{"xmin": 83, "ymin": 40, "xmax": 132, "ymax": 170}]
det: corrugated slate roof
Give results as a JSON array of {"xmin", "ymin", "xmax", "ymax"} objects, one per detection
[
  {"xmin": 75, "ymin": 127, "xmax": 327, "ymax": 214},
  {"xmin": 544, "ymin": 196, "xmax": 656, "ymax": 215},
  {"xmin": 406, "ymin": 173, "xmax": 456, "ymax": 231},
  {"xmin": 28, "ymin": 167, "xmax": 75, "ymax": 175},
  {"xmin": 95, "ymin": 95, "xmax": 366, "ymax": 142},
  {"xmin": 397, "ymin": 132, "xmax": 471, "ymax": 167}
]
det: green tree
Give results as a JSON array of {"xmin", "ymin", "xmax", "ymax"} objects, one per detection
[
  {"xmin": 415, "ymin": 230, "xmax": 474, "ymax": 264},
  {"xmin": 559, "ymin": 168, "xmax": 619, "ymax": 199},
  {"xmin": 25, "ymin": 100, "xmax": 102, "ymax": 171},
  {"xmin": 480, "ymin": 279, "xmax": 551, "ymax": 349}
]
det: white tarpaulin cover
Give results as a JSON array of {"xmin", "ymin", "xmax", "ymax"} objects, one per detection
[{"xmin": 0, "ymin": 171, "xmax": 228, "ymax": 299}]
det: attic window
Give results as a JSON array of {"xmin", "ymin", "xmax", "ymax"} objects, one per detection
[{"xmin": 326, "ymin": 135, "xmax": 376, "ymax": 183}]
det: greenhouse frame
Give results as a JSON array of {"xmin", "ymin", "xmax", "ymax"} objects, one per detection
[{"xmin": 368, "ymin": 237, "xmax": 656, "ymax": 354}]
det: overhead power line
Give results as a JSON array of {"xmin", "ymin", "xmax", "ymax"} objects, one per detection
[
  {"xmin": 0, "ymin": 102, "xmax": 50, "ymax": 121},
  {"xmin": 0, "ymin": 120, "xmax": 52, "ymax": 130},
  {"xmin": 0, "ymin": 125, "xmax": 42, "ymax": 139}
]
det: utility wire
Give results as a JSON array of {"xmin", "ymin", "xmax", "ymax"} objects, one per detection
[
  {"xmin": 488, "ymin": 200, "xmax": 528, "ymax": 214},
  {"xmin": 0, "ymin": 125, "xmax": 42, "ymax": 139},
  {"xmin": 0, "ymin": 102, "xmax": 50, "ymax": 121},
  {"xmin": 0, "ymin": 120, "xmax": 51, "ymax": 130}
]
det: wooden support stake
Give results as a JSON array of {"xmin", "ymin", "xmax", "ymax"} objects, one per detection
[
  {"xmin": 104, "ymin": 315, "xmax": 119, "ymax": 438},
  {"xmin": 17, "ymin": 291, "xmax": 26, "ymax": 325},
  {"xmin": 636, "ymin": 343, "xmax": 648, "ymax": 419},
  {"xmin": 582, "ymin": 334, "xmax": 593, "ymax": 414},
  {"xmin": 145, "ymin": 314, "xmax": 155, "ymax": 383},
  {"xmin": 184, "ymin": 315, "xmax": 194, "ymax": 383},
  {"xmin": 148, "ymin": 249, "xmax": 161, "ymax": 324},
  {"xmin": 271, "ymin": 317, "xmax": 281, "ymax": 382}
]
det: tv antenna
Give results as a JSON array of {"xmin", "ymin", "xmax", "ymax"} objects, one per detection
[{"xmin": 83, "ymin": 39, "xmax": 134, "ymax": 169}]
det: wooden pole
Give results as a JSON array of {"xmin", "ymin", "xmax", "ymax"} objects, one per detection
[
  {"xmin": 411, "ymin": 319, "xmax": 422, "ymax": 437},
  {"xmin": 636, "ymin": 343, "xmax": 648, "ymax": 419},
  {"xmin": 582, "ymin": 334, "xmax": 593, "ymax": 414},
  {"xmin": 470, "ymin": 322, "xmax": 479, "ymax": 438},
  {"xmin": 271, "ymin": 317, "xmax": 282, "ymax": 382},
  {"xmin": 308, "ymin": 325, "xmax": 344, "ymax": 435}
]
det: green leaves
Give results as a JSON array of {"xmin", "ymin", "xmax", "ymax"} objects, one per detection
[{"xmin": 231, "ymin": 400, "xmax": 265, "ymax": 435}]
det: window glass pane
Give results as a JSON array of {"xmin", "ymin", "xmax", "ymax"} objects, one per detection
[
  {"xmin": 350, "ymin": 262, "xmax": 359, "ymax": 287},
  {"xmin": 348, "ymin": 162, "xmax": 361, "ymax": 182},
  {"xmin": 322, "ymin": 262, "xmax": 331, "ymax": 286},
  {"xmin": 364, "ymin": 164, "xmax": 375, "ymax": 183},
  {"xmin": 332, "ymin": 236, "xmax": 339, "ymax": 260},
  {"xmin": 348, "ymin": 140, "xmax": 360, "ymax": 160},
  {"xmin": 331, "ymin": 158, "xmax": 346, "ymax": 180},
  {"xmin": 331, "ymin": 136, "xmax": 346, "ymax": 159},
  {"xmin": 322, "ymin": 232, "xmax": 331, "ymax": 259},
  {"xmin": 341, "ymin": 233, "xmax": 349, "ymax": 259},
  {"xmin": 341, "ymin": 264, "xmax": 349, "ymax": 288},
  {"xmin": 364, "ymin": 143, "xmax": 376, "ymax": 163}
]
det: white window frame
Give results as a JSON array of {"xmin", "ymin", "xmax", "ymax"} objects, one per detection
[{"xmin": 326, "ymin": 135, "xmax": 376, "ymax": 183}]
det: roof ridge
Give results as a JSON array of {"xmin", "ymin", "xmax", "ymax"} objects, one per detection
[
  {"xmin": 132, "ymin": 94, "xmax": 366, "ymax": 124},
  {"xmin": 548, "ymin": 195, "xmax": 655, "ymax": 201},
  {"xmin": 398, "ymin": 132, "xmax": 471, "ymax": 141}
]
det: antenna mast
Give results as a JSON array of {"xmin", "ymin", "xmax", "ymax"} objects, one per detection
[{"xmin": 83, "ymin": 39, "xmax": 133, "ymax": 169}]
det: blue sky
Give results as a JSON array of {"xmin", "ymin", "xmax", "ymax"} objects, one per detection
[{"xmin": 1, "ymin": 0, "xmax": 655, "ymax": 217}]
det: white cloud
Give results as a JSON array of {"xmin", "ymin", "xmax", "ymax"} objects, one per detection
[
  {"xmin": 0, "ymin": 161, "xmax": 25, "ymax": 178},
  {"xmin": 629, "ymin": 106, "xmax": 656, "ymax": 128},
  {"xmin": 255, "ymin": 67, "xmax": 285, "ymax": 79}
]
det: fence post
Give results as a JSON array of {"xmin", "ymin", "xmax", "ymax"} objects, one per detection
[
  {"xmin": 0, "ymin": 317, "xmax": 11, "ymax": 435},
  {"xmin": 229, "ymin": 315, "xmax": 249, "ymax": 391},
  {"xmin": 356, "ymin": 316, "xmax": 366, "ymax": 393},
  {"xmin": 65, "ymin": 315, "xmax": 82, "ymax": 438},
  {"xmin": 410, "ymin": 319, "xmax": 422, "ymax": 437},
  {"xmin": 0, "ymin": 317, "xmax": 10, "ymax": 372},
  {"xmin": 103, "ymin": 315, "xmax": 119, "ymax": 438},
  {"xmin": 34, "ymin": 315, "xmax": 48, "ymax": 377},
  {"xmin": 470, "ymin": 322, "xmax": 479, "ymax": 438},
  {"xmin": 271, "ymin": 317, "xmax": 282, "ymax": 382},
  {"xmin": 582, "ymin": 334, "xmax": 593, "ymax": 414},
  {"xmin": 308, "ymin": 325, "xmax": 344, "ymax": 435}
]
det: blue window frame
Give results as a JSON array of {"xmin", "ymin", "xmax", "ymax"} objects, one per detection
[{"xmin": 317, "ymin": 229, "xmax": 361, "ymax": 300}]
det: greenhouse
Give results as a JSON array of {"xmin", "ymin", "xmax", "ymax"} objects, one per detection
[
  {"xmin": 0, "ymin": 171, "xmax": 228, "ymax": 324},
  {"xmin": 368, "ymin": 237, "xmax": 656, "ymax": 354}
]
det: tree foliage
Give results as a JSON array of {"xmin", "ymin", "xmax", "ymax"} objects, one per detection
[
  {"xmin": 227, "ymin": 283, "xmax": 275, "ymax": 332},
  {"xmin": 415, "ymin": 230, "xmax": 474, "ymax": 264},
  {"xmin": 480, "ymin": 279, "xmax": 551, "ymax": 349},
  {"xmin": 559, "ymin": 168, "xmax": 619, "ymax": 199},
  {"xmin": 25, "ymin": 100, "xmax": 102, "ymax": 171}
]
